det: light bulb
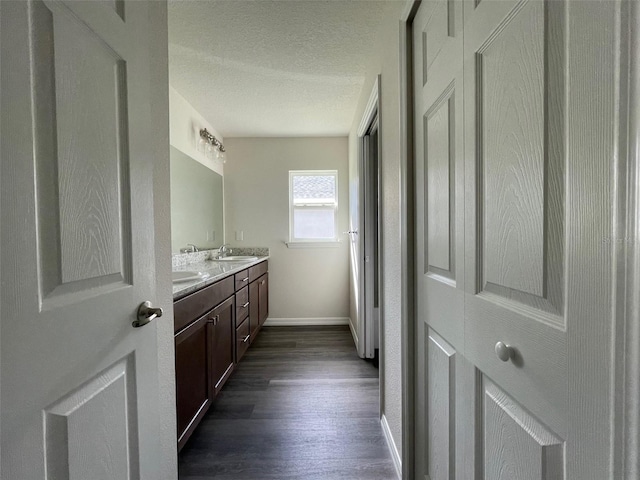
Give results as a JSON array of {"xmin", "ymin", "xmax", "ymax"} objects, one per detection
[
  {"xmin": 205, "ymin": 143, "xmax": 215, "ymax": 159},
  {"xmin": 197, "ymin": 136, "xmax": 207, "ymax": 153}
]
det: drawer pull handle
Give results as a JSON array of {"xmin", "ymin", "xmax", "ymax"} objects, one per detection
[
  {"xmin": 242, "ymin": 302, "xmax": 250, "ymax": 308},
  {"xmin": 495, "ymin": 342, "xmax": 514, "ymax": 362},
  {"xmin": 208, "ymin": 315, "xmax": 219, "ymax": 326},
  {"xmin": 242, "ymin": 334, "xmax": 250, "ymax": 343},
  {"xmin": 241, "ymin": 277, "xmax": 249, "ymax": 282},
  {"xmin": 261, "ymin": 280, "xmax": 265, "ymax": 285}
]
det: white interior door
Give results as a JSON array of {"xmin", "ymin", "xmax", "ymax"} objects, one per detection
[
  {"xmin": 413, "ymin": 0, "xmax": 622, "ymax": 478},
  {"xmin": 1, "ymin": 1, "xmax": 173, "ymax": 478}
]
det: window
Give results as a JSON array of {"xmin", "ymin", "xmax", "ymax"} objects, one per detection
[{"xmin": 289, "ymin": 170, "xmax": 338, "ymax": 243}]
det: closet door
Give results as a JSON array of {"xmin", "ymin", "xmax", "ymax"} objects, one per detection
[
  {"xmin": 463, "ymin": 2, "xmax": 567, "ymax": 477},
  {"xmin": 412, "ymin": 0, "xmax": 466, "ymax": 477},
  {"xmin": 413, "ymin": 0, "xmax": 621, "ymax": 478}
]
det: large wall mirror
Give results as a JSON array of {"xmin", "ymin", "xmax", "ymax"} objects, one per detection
[{"xmin": 170, "ymin": 146, "xmax": 224, "ymax": 253}]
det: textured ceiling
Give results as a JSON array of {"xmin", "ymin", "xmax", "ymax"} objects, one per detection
[{"xmin": 168, "ymin": 0, "xmax": 401, "ymax": 137}]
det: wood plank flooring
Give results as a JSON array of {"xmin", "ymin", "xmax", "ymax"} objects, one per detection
[{"xmin": 178, "ymin": 326, "xmax": 397, "ymax": 480}]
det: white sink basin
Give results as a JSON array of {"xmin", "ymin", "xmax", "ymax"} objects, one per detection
[
  {"xmin": 172, "ymin": 271, "xmax": 210, "ymax": 283},
  {"xmin": 213, "ymin": 256, "xmax": 258, "ymax": 262}
]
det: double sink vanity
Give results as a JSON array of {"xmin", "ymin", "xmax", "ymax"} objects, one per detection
[{"xmin": 172, "ymin": 251, "xmax": 269, "ymax": 450}]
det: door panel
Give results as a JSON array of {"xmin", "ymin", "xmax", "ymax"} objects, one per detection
[
  {"xmin": 413, "ymin": 1, "xmax": 465, "ymax": 477},
  {"xmin": 44, "ymin": 357, "xmax": 137, "ymax": 479},
  {"xmin": 414, "ymin": 0, "xmax": 465, "ymax": 351},
  {"xmin": 463, "ymin": 0, "xmax": 567, "ymax": 437},
  {"xmin": 1, "ymin": 1, "xmax": 171, "ymax": 478},
  {"xmin": 483, "ymin": 378, "xmax": 564, "ymax": 480},
  {"xmin": 211, "ymin": 297, "xmax": 235, "ymax": 395},
  {"xmin": 426, "ymin": 330, "xmax": 456, "ymax": 480},
  {"xmin": 175, "ymin": 315, "xmax": 213, "ymax": 447}
]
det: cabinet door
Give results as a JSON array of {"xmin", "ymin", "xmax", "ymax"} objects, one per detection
[
  {"xmin": 175, "ymin": 314, "xmax": 214, "ymax": 450},
  {"xmin": 210, "ymin": 296, "xmax": 235, "ymax": 395},
  {"xmin": 258, "ymin": 273, "xmax": 269, "ymax": 326},
  {"xmin": 249, "ymin": 280, "xmax": 260, "ymax": 340}
]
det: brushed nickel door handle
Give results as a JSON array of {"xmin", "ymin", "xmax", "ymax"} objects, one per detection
[
  {"xmin": 495, "ymin": 342, "xmax": 515, "ymax": 362},
  {"xmin": 242, "ymin": 302, "xmax": 250, "ymax": 308},
  {"xmin": 133, "ymin": 301, "xmax": 163, "ymax": 328},
  {"xmin": 242, "ymin": 334, "xmax": 250, "ymax": 343}
]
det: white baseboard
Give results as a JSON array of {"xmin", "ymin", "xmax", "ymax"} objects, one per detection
[
  {"xmin": 381, "ymin": 414, "xmax": 402, "ymax": 480},
  {"xmin": 262, "ymin": 317, "xmax": 350, "ymax": 327}
]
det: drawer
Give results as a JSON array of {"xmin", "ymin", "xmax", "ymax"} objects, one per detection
[
  {"xmin": 236, "ymin": 318, "xmax": 250, "ymax": 363},
  {"xmin": 235, "ymin": 286, "xmax": 249, "ymax": 325},
  {"xmin": 248, "ymin": 260, "xmax": 268, "ymax": 282},
  {"xmin": 234, "ymin": 269, "xmax": 249, "ymax": 291},
  {"xmin": 174, "ymin": 276, "xmax": 234, "ymax": 333}
]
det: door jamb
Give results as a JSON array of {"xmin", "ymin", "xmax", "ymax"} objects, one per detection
[
  {"xmin": 356, "ymin": 76, "xmax": 383, "ymax": 414},
  {"xmin": 617, "ymin": 1, "xmax": 640, "ymax": 476},
  {"xmin": 399, "ymin": 2, "xmax": 420, "ymax": 479}
]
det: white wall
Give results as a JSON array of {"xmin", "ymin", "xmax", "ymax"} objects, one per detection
[
  {"xmin": 348, "ymin": 0, "xmax": 406, "ymax": 462},
  {"xmin": 224, "ymin": 137, "xmax": 350, "ymax": 322},
  {"xmin": 169, "ymin": 86, "xmax": 224, "ymax": 176}
]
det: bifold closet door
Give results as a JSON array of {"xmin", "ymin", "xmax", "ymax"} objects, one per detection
[{"xmin": 413, "ymin": 0, "xmax": 621, "ymax": 478}]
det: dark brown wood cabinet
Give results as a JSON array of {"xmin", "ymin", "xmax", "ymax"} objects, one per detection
[
  {"xmin": 249, "ymin": 280, "xmax": 260, "ymax": 339},
  {"xmin": 258, "ymin": 273, "xmax": 269, "ymax": 327},
  {"xmin": 174, "ymin": 260, "xmax": 269, "ymax": 451},
  {"xmin": 210, "ymin": 296, "xmax": 235, "ymax": 395},
  {"xmin": 175, "ymin": 312, "xmax": 214, "ymax": 450},
  {"xmin": 249, "ymin": 272, "xmax": 269, "ymax": 342}
]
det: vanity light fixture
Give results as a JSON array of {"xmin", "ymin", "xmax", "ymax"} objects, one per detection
[{"xmin": 199, "ymin": 128, "xmax": 226, "ymax": 163}]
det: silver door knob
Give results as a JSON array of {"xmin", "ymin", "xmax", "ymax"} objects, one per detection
[
  {"xmin": 133, "ymin": 301, "xmax": 163, "ymax": 328},
  {"xmin": 495, "ymin": 342, "xmax": 514, "ymax": 362}
]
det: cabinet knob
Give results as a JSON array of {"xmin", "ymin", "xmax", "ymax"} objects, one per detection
[
  {"xmin": 133, "ymin": 301, "xmax": 163, "ymax": 328},
  {"xmin": 495, "ymin": 342, "xmax": 515, "ymax": 362}
]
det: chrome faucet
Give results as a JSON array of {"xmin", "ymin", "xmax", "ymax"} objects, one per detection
[
  {"xmin": 180, "ymin": 244, "xmax": 198, "ymax": 253},
  {"xmin": 218, "ymin": 244, "xmax": 231, "ymax": 258}
]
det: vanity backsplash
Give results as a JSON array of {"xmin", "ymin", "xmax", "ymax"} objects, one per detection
[{"xmin": 172, "ymin": 247, "xmax": 270, "ymax": 268}]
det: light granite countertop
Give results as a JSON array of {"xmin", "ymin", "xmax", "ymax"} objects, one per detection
[{"xmin": 172, "ymin": 256, "xmax": 269, "ymax": 300}]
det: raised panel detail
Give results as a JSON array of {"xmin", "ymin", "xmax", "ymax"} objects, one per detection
[
  {"xmin": 32, "ymin": 2, "xmax": 132, "ymax": 304},
  {"xmin": 427, "ymin": 329, "xmax": 455, "ymax": 480},
  {"xmin": 480, "ymin": 0, "xmax": 544, "ymax": 297},
  {"xmin": 484, "ymin": 378, "xmax": 564, "ymax": 480},
  {"xmin": 422, "ymin": 0, "xmax": 454, "ymax": 84},
  {"xmin": 476, "ymin": 1, "xmax": 565, "ymax": 320},
  {"xmin": 107, "ymin": 0, "xmax": 126, "ymax": 20},
  {"xmin": 45, "ymin": 357, "xmax": 137, "ymax": 479},
  {"xmin": 425, "ymin": 85, "xmax": 455, "ymax": 280}
]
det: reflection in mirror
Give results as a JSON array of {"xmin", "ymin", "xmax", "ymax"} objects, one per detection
[{"xmin": 170, "ymin": 146, "xmax": 224, "ymax": 253}]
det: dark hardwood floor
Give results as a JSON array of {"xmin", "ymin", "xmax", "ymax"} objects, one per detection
[{"xmin": 178, "ymin": 325, "xmax": 397, "ymax": 480}]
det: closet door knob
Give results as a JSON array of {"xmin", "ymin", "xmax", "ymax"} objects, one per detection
[{"xmin": 495, "ymin": 342, "xmax": 514, "ymax": 362}]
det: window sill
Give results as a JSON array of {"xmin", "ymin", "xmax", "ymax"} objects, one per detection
[{"xmin": 285, "ymin": 241, "xmax": 342, "ymax": 249}]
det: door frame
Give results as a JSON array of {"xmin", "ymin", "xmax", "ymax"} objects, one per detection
[
  {"xmin": 399, "ymin": 2, "xmax": 420, "ymax": 478},
  {"xmin": 357, "ymin": 75, "xmax": 381, "ymax": 360},
  {"xmin": 617, "ymin": 1, "xmax": 640, "ymax": 476},
  {"xmin": 398, "ymin": 0, "xmax": 640, "ymax": 478},
  {"xmin": 355, "ymin": 76, "xmax": 385, "ymax": 415}
]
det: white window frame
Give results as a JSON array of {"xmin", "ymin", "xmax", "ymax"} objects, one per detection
[{"xmin": 288, "ymin": 170, "xmax": 339, "ymax": 245}]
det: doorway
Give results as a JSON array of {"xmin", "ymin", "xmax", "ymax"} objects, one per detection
[{"xmin": 352, "ymin": 76, "xmax": 382, "ymax": 365}]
